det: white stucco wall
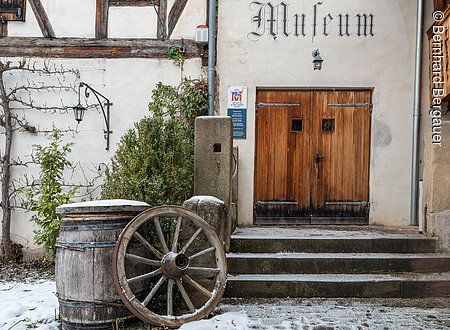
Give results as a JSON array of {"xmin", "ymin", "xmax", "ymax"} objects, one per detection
[
  {"xmin": 0, "ymin": 57, "xmax": 202, "ymax": 256},
  {"xmin": 217, "ymin": 0, "xmax": 430, "ymax": 227},
  {"xmin": 1, "ymin": 2, "xmax": 206, "ymax": 257}
]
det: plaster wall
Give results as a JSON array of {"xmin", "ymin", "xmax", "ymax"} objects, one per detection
[
  {"xmin": 0, "ymin": 57, "xmax": 202, "ymax": 256},
  {"xmin": 1, "ymin": 1, "xmax": 207, "ymax": 257},
  {"xmin": 217, "ymin": 0, "xmax": 428, "ymax": 227}
]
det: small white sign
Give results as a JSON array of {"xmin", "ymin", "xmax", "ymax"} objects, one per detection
[{"xmin": 228, "ymin": 86, "xmax": 248, "ymax": 109}]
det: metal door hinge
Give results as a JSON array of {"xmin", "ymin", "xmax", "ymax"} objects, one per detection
[
  {"xmin": 257, "ymin": 200, "xmax": 299, "ymax": 206},
  {"xmin": 255, "ymin": 103, "xmax": 301, "ymax": 115},
  {"xmin": 328, "ymin": 103, "xmax": 373, "ymax": 113},
  {"xmin": 325, "ymin": 201, "xmax": 369, "ymax": 206}
]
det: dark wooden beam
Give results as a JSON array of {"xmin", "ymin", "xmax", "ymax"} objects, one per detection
[
  {"xmin": 0, "ymin": 37, "xmax": 200, "ymax": 58},
  {"xmin": 109, "ymin": 0, "xmax": 159, "ymax": 6},
  {"xmin": 157, "ymin": 0, "xmax": 167, "ymax": 40},
  {"xmin": 0, "ymin": 22, "xmax": 7, "ymax": 38},
  {"xmin": 96, "ymin": 0, "xmax": 109, "ymax": 39},
  {"xmin": 434, "ymin": 0, "xmax": 448, "ymax": 12},
  {"xmin": 168, "ymin": 0, "xmax": 187, "ymax": 37},
  {"xmin": 28, "ymin": 0, "xmax": 55, "ymax": 38}
]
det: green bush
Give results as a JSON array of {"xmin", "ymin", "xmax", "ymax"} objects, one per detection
[
  {"xmin": 101, "ymin": 79, "xmax": 208, "ymax": 206},
  {"xmin": 20, "ymin": 130, "xmax": 77, "ymax": 260}
]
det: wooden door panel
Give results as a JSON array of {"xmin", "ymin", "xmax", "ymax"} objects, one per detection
[
  {"xmin": 254, "ymin": 90, "xmax": 312, "ymax": 219},
  {"xmin": 254, "ymin": 89, "xmax": 371, "ymax": 224},
  {"xmin": 311, "ymin": 90, "xmax": 371, "ymax": 218}
]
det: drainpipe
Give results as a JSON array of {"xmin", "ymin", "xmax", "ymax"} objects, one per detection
[
  {"xmin": 410, "ymin": 0, "xmax": 424, "ymax": 226},
  {"xmin": 208, "ymin": 0, "xmax": 216, "ymax": 116}
]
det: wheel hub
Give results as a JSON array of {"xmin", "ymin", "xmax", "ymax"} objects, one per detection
[{"xmin": 161, "ymin": 252, "xmax": 190, "ymax": 278}]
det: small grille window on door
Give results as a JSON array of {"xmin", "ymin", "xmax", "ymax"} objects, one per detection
[
  {"xmin": 291, "ymin": 119, "xmax": 303, "ymax": 132},
  {"xmin": 322, "ymin": 119, "xmax": 335, "ymax": 132}
]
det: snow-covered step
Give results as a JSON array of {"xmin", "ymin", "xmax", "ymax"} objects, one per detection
[
  {"xmin": 225, "ymin": 273, "xmax": 450, "ymax": 298},
  {"xmin": 230, "ymin": 227, "xmax": 438, "ymax": 253},
  {"xmin": 226, "ymin": 253, "xmax": 450, "ymax": 274}
]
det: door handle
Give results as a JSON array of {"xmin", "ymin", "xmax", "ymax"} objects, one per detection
[{"xmin": 314, "ymin": 152, "xmax": 325, "ymax": 168}]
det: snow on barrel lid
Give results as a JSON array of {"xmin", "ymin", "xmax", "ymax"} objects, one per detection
[{"xmin": 56, "ymin": 199, "xmax": 151, "ymax": 214}]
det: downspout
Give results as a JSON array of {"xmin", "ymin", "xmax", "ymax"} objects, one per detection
[
  {"xmin": 208, "ymin": 0, "xmax": 216, "ymax": 116},
  {"xmin": 410, "ymin": 0, "xmax": 424, "ymax": 226}
]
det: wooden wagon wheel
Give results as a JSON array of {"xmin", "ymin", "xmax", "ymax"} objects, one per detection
[{"xmin": 112, "ymin": 206, "xmax": 227, "ymax": 328}]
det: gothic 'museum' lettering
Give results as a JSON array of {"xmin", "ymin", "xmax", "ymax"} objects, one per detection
[{"xmin": 248, "ymin": 0, "xmax": 375, "ymax": 42}]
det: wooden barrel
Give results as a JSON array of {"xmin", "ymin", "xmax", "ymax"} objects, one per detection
[{"xmin": 55, "ymin": 200, "xmax": 150, "ymax": 330}]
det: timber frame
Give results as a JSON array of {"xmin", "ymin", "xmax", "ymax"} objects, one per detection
[{"xmin": 0, "ymin": 0, "xmax": 201, "ymax": 59}]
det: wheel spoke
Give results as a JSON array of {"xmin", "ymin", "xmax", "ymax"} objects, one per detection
[
  {"xmin": 187, "ymin": 267, "xmax": 220, "ymax": 276},
  {"xmin": 167, "ymin": 279, "xmax": 174, "ymax": 316},
  {"xmin": 189, "ymin": 247, "xmax": 216, "ymax": 260},
  {"xmin": 127, "ymin": 268, "xmax": 162, "ymax": 284},
  {"xmin": 175, "ymin": 279, "xmax": 196, "ymax": 313},
  {"xmin": 171, "ymin": 216, "xmax": 182, "ymax": 252},
  {"xmin": 154, "ymin": 217, "xmax": 170, "ymax": 254},
  {"xmin": 142, "ymin": 275, "xmax": 167, "ymax": 306},
  {"xmin": 126, "ymin": 253, "xmax": 161, "ymax": 267},
  {"xmin": 134, "ymin": 232, "xmax": 163, "ymax": 259},
  {"xmin": 182, "ymin": 274, "xmax": 212, "ymax": 298},
  {"xmin": 180, "ymin": 227, "xmax": 202, "ymax": 254}
]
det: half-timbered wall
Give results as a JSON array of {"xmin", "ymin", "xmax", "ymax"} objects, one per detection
[{"xmin": 0, "ymin": 0, "xmax": 206, "ymax": 257}]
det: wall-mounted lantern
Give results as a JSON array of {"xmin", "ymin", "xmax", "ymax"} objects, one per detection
[
  {"xmin": 73, "ymin": 82, "xmax": 113, "ymax": 150},
  {"xmin": 312, "ymin": 49, "xmax": 323, "ymax": 71}
]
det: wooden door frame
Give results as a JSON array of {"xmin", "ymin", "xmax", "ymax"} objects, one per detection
[{"xmin": 253, "ymin": 87, "xmax": 374, "ymax": 225}]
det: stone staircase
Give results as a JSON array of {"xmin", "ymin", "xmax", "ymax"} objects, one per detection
[{"xmin": 225, "ymin": 227, "xmax": 450, "ymax": 298}]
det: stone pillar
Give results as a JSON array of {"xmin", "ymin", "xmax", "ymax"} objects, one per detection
[
  {"xmin": 422, "ymin": 118, "xmax": 450, "ymax": 252},
  {"xmin": 193, "ymin": 116, "xmax": 233, "ymax": 251}
]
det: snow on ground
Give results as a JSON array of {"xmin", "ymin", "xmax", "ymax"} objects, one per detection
[
  {"xmin": 0, "ymin": 280, "xmax": 58, "ymax": 330},
  {"xmin": 179, "ymin": 312, "xmax": 251, "ymax": 330},
  {"xmin": 0, "ymin": 280, "xmax": 449, "ymax": 329}
]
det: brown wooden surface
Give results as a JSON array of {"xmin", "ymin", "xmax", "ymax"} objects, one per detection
[
  {"xmin": 254, "ymin": 91, "xmax": 312, "ymax": 218},
  {"xmin": 112, "ymin": 206, "xmax": 227, "ymax": 328},
  {"xmin": 254, "ymin": 90, "xmax": 371, "ymax": 222},
  {"xmin": 434, "ymin": 0, "xmax": 448, "ymax": 12},
  {"xmin": 312, "ymin": 90, "xmax": 371, "ymax": 217},
  {"xmin": 157, "ymin": 0, "xmax": 167, "ymax": 40},
  {"xmin": 0, "ymin": 22, "xmax": 7, "ymax": 37},
  {"xmin": 0, "ymin": 0, "xmax": 25, "ymax": 22},
  {"xmin": 96, "ymin": 0, "xmax": 109, "ymax": 39},
  {"xmin": 428, "ymin": 6, "xmax": 450, "ymax": 104},
  {"xmin": 0, "ymin": 37, "xmax": 200, "ymax": 58},
  {"xmin": 28, "ymin": 0, "xmax": 55, "ymax": 38},
  {"xmin": 109, "ymin": 0, "xmax": 159, "ymax": 6},
  {"xmin": 168, "ymin": 0, "xmax": 187, "ymax": 37}
]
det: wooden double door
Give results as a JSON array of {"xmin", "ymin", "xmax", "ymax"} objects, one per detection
[{"xmin": 254, "ymin": 90, "xmax": 372, "ymax": 225}]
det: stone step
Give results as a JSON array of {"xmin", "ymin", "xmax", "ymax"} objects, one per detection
[
  {"xmin": 225, "ymin": 273, "xmax": 450, "ymax": 298},
  {"xmin": 230, "ymin": 227, "xmax": 438, "ymax": 254},
  {"xmin": 231, "ymin": 237, "xmax": 437, "ymax": 253},
  {"xmin": 226, "ymin": 253, "xmax": 450, "ymax": 274}
]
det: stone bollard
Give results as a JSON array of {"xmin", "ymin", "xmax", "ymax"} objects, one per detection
[
  {"xmin": 183, "ymin": 195, "xmax": 227, "ymax": 246},
  {"xmin": 182, "ymin": 196, "xmax": 227, "ymax": 307}
]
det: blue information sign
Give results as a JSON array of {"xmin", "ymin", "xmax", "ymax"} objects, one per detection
[{"xmin": 228, "ymin": 108, "xmax": 247, "ymax": 139}]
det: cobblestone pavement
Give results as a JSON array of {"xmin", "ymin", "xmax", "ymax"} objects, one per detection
[{"xmin": 209, "ymin": 298, "xmax": 450, "ymax": 329}]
